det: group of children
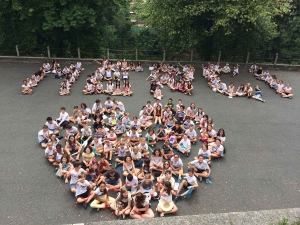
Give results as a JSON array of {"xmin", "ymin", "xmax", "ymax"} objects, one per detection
[
  {"xmin": 37, "ymin": 95, "xmax": 226, "ymax": 219},
  {"xmin": 53, "ymin": 61, "xmax": 85, "ymax": 96},
  {"xmin": 204, "ymin": 63, "xmax": 267, "ymax": 102},
  {"xmin": 147, "ymin": 63, "xmax": 195, "ymax": 99},
  {"xmin": 250, "ymin": 64, "xmax": 293, "ymax": 99},
  {"xmin": 81, "ymin": 59, "xmax": 134, "ymax": 96},
  {"xmin": 21, "ymin": 63, "xmax": 50, "ymax": 94}
]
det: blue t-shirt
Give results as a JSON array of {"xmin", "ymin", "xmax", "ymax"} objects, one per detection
[{"xmin": 105, "ymin": 171, "xmax": 121, "ymax": 181}]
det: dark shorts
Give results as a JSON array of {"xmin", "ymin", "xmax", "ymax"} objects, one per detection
[
  {"xmin": 77, "ymin": 189, "xmax": 89, "ymax": 199},
  {"xmin": 106, "ymin": 179, "xmax": 119, "ymax": 185},
  {"xmin": 195, "ymin": 169, "xmax": 206, "ymax": 174},
  {"xmin": 117, "ymin": 156, "xmax": 125, "ymax": 161},
  {"xmin": 39, "ymin": 139, "xmax": 48, "ymax": 144}
]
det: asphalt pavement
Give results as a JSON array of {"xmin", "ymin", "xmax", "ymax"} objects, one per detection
[{"xmin": 0, "ymin": 59, "xmax": 299, "ymax": 225}]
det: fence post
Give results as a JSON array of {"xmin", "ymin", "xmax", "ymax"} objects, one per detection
[
  {"xmin": 47, "ymin": 46, "xmax": 51, "ymax": 58},
  {"xmin": 218, "ymin": 51, "xmax": 221, "ymax": 64},
  {"xmin": 77, "ymin": 47, "xmax": 81, "ymax": 59},
  {"xmin": 15, "ymin": 45, "xmax": 20, "ymax": 56},
  {"xmin": 190, "ymin": 50, "xmax": 193, "ymax": 62},
  {"xmin": 274, "ymin": 53, "xmax": 278, "ymax": 65},
  {"xmin": 163, "ymin": 50, "xmax": 166, "ymax": 61},
  {"xmin": 107, "ymin": 48, "xmax": 109, "ymax": 60},
  {"xmin": 246, "ymin": 52, "xmax": 250, "ymax": 63},
  {"xmin": 136, "ymin": 49, "xmax": 138, "ymax": 61}
]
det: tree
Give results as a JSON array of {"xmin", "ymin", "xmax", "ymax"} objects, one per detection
[
  {"xmin": 134, "ymin": 0, "xmax": 293, "ymax": 61},
  {"xmin": 0, "ymin": 0, "xmax": 130, "ymax": 57}
]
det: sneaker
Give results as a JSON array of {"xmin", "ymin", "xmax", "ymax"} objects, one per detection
[
  {"xmin": 262, "ymin": 100, "xmax": 265, "ymax": 103},
  {"xmin": 60, "ymin": 126, "xmax": 63, "ymax": 131},
  {"xmin": 54, "ymin": 167, "xmax": 59, "ymax": 171},
  {"xmin": 206, "ymin": 179, "xmax": 212, "ymax": 184},
  {"xmin": 83, "ymin": 202, "xmax": 88, "ymax": 209},
  {"xmin": 65, "ymin": 178, "xmax": 68, "ymax": 184},
  {"xmin": 108, "ymin": 160, "xmax": 112, "ymax": 165},
  {"xmin": 197, "ymin": 176, "xmax": 203, "ymax": 182},
  {"xmin": 114, "ymin": 162, "xmax": 118, "ymax": 168}
]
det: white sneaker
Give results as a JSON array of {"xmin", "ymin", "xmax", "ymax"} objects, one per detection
[{"xmin": 65, "ymin": 178, "xmax": 68, "ymax": 184}]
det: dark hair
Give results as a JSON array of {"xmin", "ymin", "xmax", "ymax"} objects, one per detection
[
  {"xmin": 143, "ymin": 158, "xmax": 150, "ymax": 165},
  {"xmin": 165, "ymin": 170, "xmax": 171, "ymax": 175},
  {"xmin": 127, "ymin": 174, "xmax": 133, "ymax": 181},
  {"xmin": 96, "ymin": 99, "xmax": 100, "ymax": 103},
  {"xmin": 60, "ymin": 155, "xmax": 69, "ymax": 163},
  {"xmin": 73, "ymin": 161, "xmax": 81, "ymax": 168},
  {"xmin": 152, "ymin": 148, "xmax": 162, "ymax": 156},
  {"xmin": 217, "ymin": 128, "xmax": 225, "ymax": 137},
  {"xmin": 163, "ymin": 181, "xmax": 172, "ymax": 195},
  {"xmin": 135, "ymin": 192, "xmax": 146, "ymax": 207},
  {"xmin": 46, "ymin": 117, "xmax": 52, "ymax": 121},
  {"xmin": 109, "ymin": 168, "xmax": 116, "ymax": 174},
  {"xmin": 188, "ymin": 168, "xmax": 194, "ymax": 173},
  {"xmin": 66, "ymin": 124, "xmax": 72, "ymax": 129},
  {"xmin": 61, "ymin": 107, "xmax": 66, "ymax": 110},
  {"xmin": 81, "ymin": 103, "xmax": 87, "ymax": 109},
  {"xmin": 84, "ymin": 146, "xmax": 92, "ymax": 153},
  {"xmin": 98, "ymin": 181, "xmax": 108, "ymax": 194}
]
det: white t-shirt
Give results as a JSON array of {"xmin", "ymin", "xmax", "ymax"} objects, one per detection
[
  {"xmin": 91, "ymin": 139, "xmax": 102, "ymax": 148},
  {"xmin": 170, "ymin": 157, "xmax": 183, "ymax": 168},
  {"xmin": 22, "ymin": 84, "xmax": 31, "ymax": 90},
  {"xmin": 208, "ymin": 129, "xmax": 217, "ymax": 138},
  {"xmin": 122, "ymin": 117, "xmax": 130, "ymax": 125},
  {"xmin": 107, "ymin": 83, "xmax": 114, "ymax": 91},
  {"xmin": 105, "ymin": 101, "xmax": 113, "ymax": 109},
  {"xmin": 284, "ymin": 87, "xmax": 292, "ymax": 93},
  {"xmin": 57, "ymin": 112, "xmax": 70, "ymax": 125},
  {"xmin": 45, "ymin": 121, "xmax": 59, "ymax": 130},
  {"xmin": 138, "ymin": 143, "xmax": 148, "ymax": 150},
  {"xmin": 190, "ymin": 160, "xmax": 210, "ymax": 170},
  {"xmin": 131, "ymin": 151, "xmax": 141, "ymax": 159},
  {"xmin": 117, "ymin": 146, "xmax": 127, "ymax": 157},
  {"xmin": 94, "ymin": 187, "xmax": 108, "ymax": 198},
  {"xmin": 125, "ymin": 175, "xmax": 138, "ymax": 187},
  {"xmin": 92, "ymin": 103, "xmax": 103, "ymax": 112},
  {"xmin": 277, "ymin": 84, "xmax": 284, "ymax": 91},
  {"xmin": 217, "ymin": 136, "xmax": 226, "ymax": 143},
  {"xmin": 186, "ymin": 173, "xmax": 197, "ymax": 185},
  {"xmin": 77, "ymin": 115, "xmax": 86, "ymax": 124},
  {"xmin": 179, "ymin": 139, "xmax": 191, "ymax": 149},
  {"xmin": 70, "ymin": 168, "xmax": 85, "ymax": 184},
  {"xmin": 38, "ymin": 130, "xmax": 53, "ymax": 142},
  {"xmin": 160, "ymin": 192, "xmax": 173, "ymax": 202},
  {"xmin": 67, "ymin": 126, "xmax": 78, "ymax": 137},
  {"xmin": 130, "ymin": 121, "xmax": 140, "ymax": 129},
  {"xmin": 185, "ymin": 129, "xmax": 197, "ymax": 137},
  {"xmin": 75, "ymin": 180, "xmax": 90, "ymax": 197},
  {"xmin": 198, "ymin": 148, "xmax": 211, "ymax": 158},
  {"xmin": 87, "ymin": 83, "xmax": 94, "ymax": 91},
  {"xmin": 146, "ymin": 105, "xmax": 153, "ymax": 114},
  {"xmin": 212, "ymin": 144, "xmax": 224, "ymax": 157},
  {"xmin": 45, "ymin": 146, "xmax": 55, "ymax": 156},
  {"xmin": 117, "ymin": 192, "xmax": 132, "ymax": 202}
]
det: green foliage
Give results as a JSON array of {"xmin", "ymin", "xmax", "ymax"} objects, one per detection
[
  {"xmin": 0, "ymin": 0, "xmax": 130, "ymax": 57},
  {"xmin": 133, "ymin": 0, "xmax": 295, "ymax": 61}
]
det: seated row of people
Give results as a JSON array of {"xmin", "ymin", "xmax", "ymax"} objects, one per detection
[{"xmin": 250, "ymin": 65, "xmax": 293, "ymax": 99}]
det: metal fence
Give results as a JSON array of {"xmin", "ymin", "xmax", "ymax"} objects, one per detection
[{"xmin": 1, "ymin": 45, "xmax": 300, "ymax": 65}]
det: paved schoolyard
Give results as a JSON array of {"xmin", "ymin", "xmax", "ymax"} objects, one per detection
[{"xmin": 0, "ymin": 59, "xmax": 299, "ymax": 225}]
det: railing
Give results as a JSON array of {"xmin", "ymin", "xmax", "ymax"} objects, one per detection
[{"xmin": 1, "ymin": 45, "xmax": 300, "ymax": 65}]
